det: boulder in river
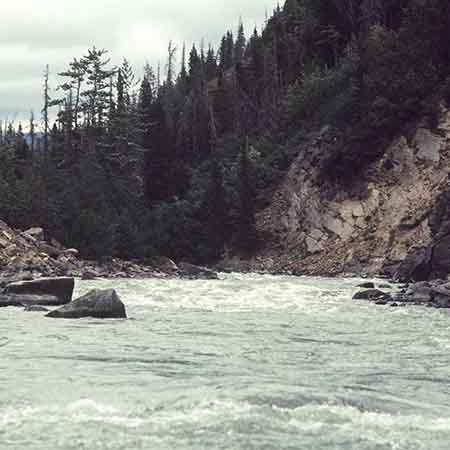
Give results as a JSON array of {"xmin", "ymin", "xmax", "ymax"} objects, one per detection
[
  {"xmin": 357, "ymin": 282, "xmax": 375, "ymax": 289},
  {"xmin": 430, "ymin": 282, "xmax": 450, "ymax": 307},
  {"xmin": 353, "ymin": 289, "xmax": 392, "ymax": 302},
  {"xmin": 46, "ymin": 289, "xmax": 127, "ymax": 319},
  {"xmin": 4, "ymin": 277, "xmax": 74, "ymax": 304},
  {"xmin": 402, "ymin": 281, "xmax": 433, "ymax": 303},
  {"xmin": 0, "ymin": 295, "xmax": 25, "ymax": 308},
  {"xmin": 178, "ymin": 262, "xmax": 219, "ymax": 280},
  {"xmin": 0, "ymin": 294, "xmax": 62, "ymax": 307},
  {"xmin": 24, "ymin": 305, "xmax": 49, "ymax": 312}
]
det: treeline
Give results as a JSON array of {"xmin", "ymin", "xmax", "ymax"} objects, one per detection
[{"xmin": 1, "ymin": 0, "xmax": 449, "ymax": 262}]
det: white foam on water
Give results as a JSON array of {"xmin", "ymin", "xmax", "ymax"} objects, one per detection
[{"xmin": 2, "ymin": 273, "xmax": 449, "ymax": 450}]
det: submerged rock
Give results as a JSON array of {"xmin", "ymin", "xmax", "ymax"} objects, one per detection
[
  {"xmin": 46, "ymin": 289, "xmax": 127, "ymax": 319},
  {"xmin": 4, "ymin": 277, "xmax": 74, "ymax": 304},
  {"xmin": 353, "ymin": 289, "xmax": 392, "ymax": 301}
]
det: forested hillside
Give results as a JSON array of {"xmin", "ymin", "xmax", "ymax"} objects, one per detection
[{"xmin": 1, "ymin": 0, "xmax": 449, "ymax": 265}]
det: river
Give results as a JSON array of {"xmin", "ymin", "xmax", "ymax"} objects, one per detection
[{"xmin": 1, "ymin": 274, "xmax": 449, "ymax": 449}]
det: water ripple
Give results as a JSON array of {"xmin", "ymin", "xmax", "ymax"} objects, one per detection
[{"xmin": 1, "ymin": 273, "xmax": 449, "ymax": 450}]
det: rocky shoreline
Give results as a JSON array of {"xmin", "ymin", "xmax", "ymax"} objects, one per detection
[
  {"xmin": 2, "ymin": 220, "xmax": 449, "ymax": 313},
  {"xmin": 353, "ymin": 279, "xmax": 450, "ymax": 309},
  {"xmin": 0, "ymin": 220, "xmax": 219, "ymax": 286}
]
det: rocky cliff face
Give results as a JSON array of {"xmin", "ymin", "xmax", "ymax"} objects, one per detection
[{"xmin": 250, "ymin": 107, "xmax": 450, "ymax": 278}]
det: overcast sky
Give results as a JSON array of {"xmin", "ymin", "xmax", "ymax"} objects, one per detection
[{"xmin": 0, "ymin": 0, "xmax": 279, "ymax": 129}]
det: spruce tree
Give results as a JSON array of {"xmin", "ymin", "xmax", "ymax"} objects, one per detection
[
  {"xmin": 236, "ymin": 138, "xmax": 257, "ymax": 252},
  {"xmin": 205, "ymin": 46, "xmax": 217, "ymax": 81},
  {"xmin": 235, "ymin": 19, "xmax": 246, "ymax": 63},
  {"xmin": 202, "ymin": 158, "xmax": 228, "ymax": 261}
]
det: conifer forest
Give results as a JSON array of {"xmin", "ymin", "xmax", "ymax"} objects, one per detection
[{"xmin": 1, "ymin": 0, "xmax": 449, "ymax": 264}]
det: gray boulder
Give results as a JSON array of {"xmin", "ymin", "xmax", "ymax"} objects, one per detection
[
  {"xmin": 146, "ymin": 256, "xmax": 179, "ymax": 274},
  {"xmin": 0, "ymin": 294, "xmax": 62, "ymax": 307},
  {"xmin": 46, "ymin": 289, "xmax": 127, "ymax": 319},
  {"xmin": 353, "ymin": 289, "xmax": 392, "ymax": 301},
  {"xmin": 357, "ymin": 282, "xmax": 375, "ymax": 289},
  {"xmin": 393, "ymin": 248, "xmax": 431, "ymax": 282},
  {"xmin": 39, "ymin": 242, "xmax": 61, "ymax": 258},
  {"xmin": 81, "ymin": 270, "xmax": 98, "ymax": 280},
  {"xmin": 24, "ymin": 305, "xmax": 49, "ymax": 312},
  {"xmin": 4, "ymin": 277, "xmax": 74, "ymax": 304},
  {"xmin": 0, "ymin": 295, "xmax": 25, "ymax": 308},
  {"xmin": 430, "ymin": 282, "xmax": 450, "ymax": 307},
  {"xmin": 178, "ymin": 262, "xmax": 219, "ymax": 280},
  {"xmin": 403, "ymin": 281, "xmax": 433, "ymax": 303},
  {"xmin": 22, "ymin": 227, "xmax": 45, "ymax": 241},
  {"xmin": 428, "ymin": 236, "xmax": 450, "ymax": 280}
]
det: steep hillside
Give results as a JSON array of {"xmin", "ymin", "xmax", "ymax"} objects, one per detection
[{"xmin": 231, "ymin": 106, "xmax": 450, "ymax": 278}]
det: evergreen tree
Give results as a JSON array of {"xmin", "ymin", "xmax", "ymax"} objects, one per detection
[
  {"xmin": 42, "ymin": 65, "xmax": 51, "ymax": 153},
  {"xmin": 81, "ymin": 47, "xmax": 114, "ymax": 129},
  {"xmin": 205, "ymin": 46, "xmax": 217, "ymax": 81},
  {"xmin": 178, "ymin": 42, "xmax": 189, "ymax": 93},
  {"xmin": 189, "ymin": 44, "xmax": 202, "ymax": 82},
  {"xmin": 235, "ymin": 19, "xmax": 246, "ymax": 63},
  {"xmin": 201, "ymin": 158, "xmax": 228, "ymax": 260},
  {"xmin": 236, "ymin": 139, "xmax": 257, "ymax": 252}
]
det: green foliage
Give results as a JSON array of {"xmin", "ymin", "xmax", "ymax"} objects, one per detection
[{"xmin": 2, "ymin": 1, "xmax": 450, "ymax": 263}]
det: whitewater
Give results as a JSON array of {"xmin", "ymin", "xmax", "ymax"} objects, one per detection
[{"xmin": 1, "ymin": 274, "xmax": 449, "ymax": 449}]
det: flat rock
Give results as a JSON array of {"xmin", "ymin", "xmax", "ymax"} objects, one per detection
[
  {"xmin": 46, "ymin": 289, "xmax": 127, "ymax": 319},
  {"xmin": 4, "ymin": 277, "xmax": 74, "ymax": 304}
]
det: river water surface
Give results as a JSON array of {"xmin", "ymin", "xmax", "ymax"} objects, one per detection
[{"xmin": 1, "ymin": 274, "xmax": 449, "ymax": 449}]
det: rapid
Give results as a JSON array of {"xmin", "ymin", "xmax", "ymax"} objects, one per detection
[{"xmin": 1, "ymin": 274, "xmax": 449, "ymax": 450}]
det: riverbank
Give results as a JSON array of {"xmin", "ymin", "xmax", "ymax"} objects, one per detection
[
  {"xmin": 2, "ymin": 217, "xmax": 450, "ymax": 310},
  {"xmin": 0, "ymin": 220, "xmax": 218, "ymax": 286}
]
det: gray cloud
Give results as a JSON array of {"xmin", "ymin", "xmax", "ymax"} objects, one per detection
[{"xmin": 0, "ymin": 0, "xmax": 278, "ymax": 127}]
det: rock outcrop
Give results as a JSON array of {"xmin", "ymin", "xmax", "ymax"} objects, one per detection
[
  {"xmin": 47, "ymin": 289, "xmax": 127, "ymax": 319},
  {"xmin": 245, "ymin": 106, "xmax": 450, "ymax": 280}
]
